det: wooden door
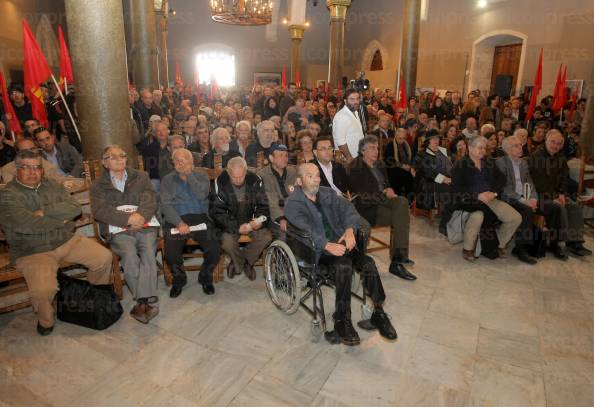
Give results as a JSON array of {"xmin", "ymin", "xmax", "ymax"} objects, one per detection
[{"xmin": 490, "ymin": 43, "xmax": 522, "ymax": 95}]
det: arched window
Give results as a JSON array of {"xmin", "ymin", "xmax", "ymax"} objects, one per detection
[
  {"xmin": 196, "ymin": 50, "xmax": 236, "ymax": 86},
  {"xmin": 370, "ymin": 50, "xmax": 383, "ymax": 71}
]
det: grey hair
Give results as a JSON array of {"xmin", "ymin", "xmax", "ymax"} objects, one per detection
[
  {"xmin": 171, "ymin": 148, "xmax": 193, "ymax": 162},
  {"xmin": 15, "ymin": 149, "xmax": 42, "ymax": 165},
  {"xmin": 545, "ymin": 129, "xmax": 563, "ymax": 141},
  {"xmin": 513, "ymin": 128, "xmax": 528, "ymax": 139},
  {"xmin": 297, "ymin": 162, "xmax": 318, "ymax": 179},
  {"xmin": 467, "ymin": 135, "xmax": 487, "ymax": 149},
  {"xmin": 501, "ymin": 135, "xmax": 520, "ymax": 153},
  {"xmin": 170, "ymin": 134, "xmax": 186, "ymax": 146},
  {"xmin": 102, "ymin": 144, "xmax": 125, "ymax": 158},
  {"xmin": 480, "ymin": 124, "xmax": 496, "ymax": 135},
  {"xmin": 358, "ymin": 134, "xmax": 379, "ymax": 155},
  {"xmin": 257, "ymin": 120, "xmax": 275, "ymax": 138},
  {"xmin": 210, "ymin": 127, "xmax": 231, "ymax": 145},
  {"xmin": 227, "ymin": 156, "xmax": 248, "ymax": 171},
  {"xmin": 235, "ymin": 120, "xmax": 251, "ymax": 132}
]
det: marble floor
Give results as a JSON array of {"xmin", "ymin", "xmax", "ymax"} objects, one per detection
[{"xmin": 1, "ymin": 218, "xmax": 594, "ymax": 407}]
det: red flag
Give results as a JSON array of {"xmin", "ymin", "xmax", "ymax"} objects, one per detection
[
  {"xmin": 281, "ymin": 65, "xmax": 287, "ymax": 90},
  {"xmin": 0, "ymin": 72, "xmax": 23, "ymax": 135},
  {"xmin": 525, "ymin": 48, "xmax": 543, "ymax": 122},
  {"xmin": 551, "ymin": 64, "xmax": 564, "ymax": 112},
  {"xmin": 397, "ymin": 75, "xmax": 407, "ymax": 110},
  {"xmin": 337, "ymin": 80, "xmax": 342, "ymax": 99},
  {"xmin": 175, "ymin": 59, "xmax": 184, "ymax": 87},
  {"xmin": 23, "ymin": 20, "xmax": 51, "ymax": 127},
  {"xmin": 58, "ymin": 25, "xmax": 74, "ymax": 92},
  {"xmin": 295, "ymin": 68, "xmax": 301, "ymax": 88}
]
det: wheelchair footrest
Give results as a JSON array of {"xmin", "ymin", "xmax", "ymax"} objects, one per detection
[
  {"xmin": 357, "ymin": 319, "xmax": 376, "ymax": 331},
  {"xmin": 324, "ymin": 330, "xmax": 342, "ymax": 345}
]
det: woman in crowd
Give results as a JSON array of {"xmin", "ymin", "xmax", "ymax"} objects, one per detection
[
  {"xmin": 263, "ymin": 96, "xmax": 280, "ymax": 120},
  {"xmin": 413, "ymin": 130, "xmax": 452, "ymax": 211},
  {"xmin": 296, "ymin": 130, "xmax": 315, "ymax": 163},
  {"xmin": 449, "ymin": 135, "xmax": 468, "ymax": 163},
  {"xmin": 384, "ymin": 127, "xmax": 415, "ymax": 200},
  {"xmin": 429, "ymin": 97, "xmax": 448, "ymax": 122},
  {"xmin": 485, "ymin": 131, "xmax": 504, "ymax": 158}
]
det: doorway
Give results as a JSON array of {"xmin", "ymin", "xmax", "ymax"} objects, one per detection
[{"xmin": 490, "ymin": 43, "xmax": 522, "ymax": 96}]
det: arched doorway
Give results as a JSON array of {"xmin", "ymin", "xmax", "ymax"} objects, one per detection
[
  {"xmin": 361, "ymin": 40, "xmax": 389, "ymax": 72},
  {"xmin": 468, "ymin": 30, "xmax": 527, "ymax": 97}
]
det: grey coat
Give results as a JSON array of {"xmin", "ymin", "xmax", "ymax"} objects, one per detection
[
  {"xmin": 495, "ymin": 155, "xmax": 537, "ymax": 204},
  {"xmin": 258, "ymin": 164, "xmax": 297, "ymax": 222},
  {"xmin": 284, "ymin": 185, "xmax": 360, "ymax": 254},
  {"xmin": 160, "ymin": 169, "xmax": 210, "ymax": 226},
  {"xmin": 42, "ymin": 142, "xmax": 83, "ymax": 177}
]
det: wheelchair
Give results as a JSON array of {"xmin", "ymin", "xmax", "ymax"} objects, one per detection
[{"xmin": 264, "ymin": 223, "xmax": 374, "ymax": 344}]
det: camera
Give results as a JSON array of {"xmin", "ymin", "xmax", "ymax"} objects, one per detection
[{"xmin": 350, "ymin": 71, "xmax": 370, "ymax": 93}]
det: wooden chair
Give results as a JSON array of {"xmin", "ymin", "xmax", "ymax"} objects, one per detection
[{"xmin": 367, "ymin": 226, "xmax": 393, "ymax": 254}]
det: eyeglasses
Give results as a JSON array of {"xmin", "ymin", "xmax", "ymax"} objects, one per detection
[
  {"xmin": 17, "ymin": 164, "xmax": 43, "ymax": 171},
  {"xmin": 103, "ymin": 153, "xmax": 127, "ymax": 160}
]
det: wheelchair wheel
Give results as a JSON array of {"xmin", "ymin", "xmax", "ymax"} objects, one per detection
[{"xmin": 264, "ymin": 240, "xmax": 302, "ymax": 314}]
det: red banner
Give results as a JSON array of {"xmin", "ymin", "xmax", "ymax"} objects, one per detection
[
  {"xmin": 0, "ymin": 72, "xmax": 23, "ymax": 135},
  {"xmin": 23, "ymin": 19, "xmax": 51, "ymax": 127},
  {"xmin": 58, "ymin": 25, "xmax": 74, "ymax": 92}
]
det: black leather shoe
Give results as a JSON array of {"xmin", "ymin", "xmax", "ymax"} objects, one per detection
[
  {"xmin": 36, "ymin": 323, "xmax": 53, "ymax": 336},
  {"xmin": 550, "ymin": 245, "xmax": 569, "ymax": 261},
  {"xmin": 334, "ymin": 318, "xmax": 360, "ymax": 346},
  {"xmin": 513, "ymin": 249, "xmax": 537, "ymax": 265},
  {"xmin": 227, "ymin": 262, "xmax": 237, "ymax": 279},
  {"xmin": 567, "ymin": 243, "xmax": 592, "ymax": 257},
  {"xmin": 370, "ymin": 309, "xmax": 397, "ymax": 340},
  {"xmin": 389, "ymin": 262, "xmax": 417, "ymax": 281},
  {"xmin": 198, "ymin": 274, "xmax": 215, "ymax": 295},
  {"xmin": 169, "ymin": 285, "xmax": 183, "ymax": 298}
]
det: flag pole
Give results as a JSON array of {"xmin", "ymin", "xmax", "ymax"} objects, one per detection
[{"xmin": 50, "ymin": 73, "xmax": 81, "ymax": 142}]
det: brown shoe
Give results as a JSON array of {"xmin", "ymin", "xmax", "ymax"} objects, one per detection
[
  {"xmin": 144, "ymin": 304, "xmax": 160, "ymax": 322},
  {"xmin": 244, "ymin": 263, "xmax": 256, "ymax": 281},
  {"xmin": 498, "ymin": 248, "xmax": 507, "ymax": 258},
  {"xmin": 462, "ymin": 249, "xmax": 477, "ymax": 262},
  {"xmin": 130, "ymin": 303, "xmax": 149, "ymax": 324}
]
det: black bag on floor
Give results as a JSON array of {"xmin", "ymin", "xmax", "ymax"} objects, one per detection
[{"xmin": 56, "ymin": 272, "xmax": 123, "ymax": 330}]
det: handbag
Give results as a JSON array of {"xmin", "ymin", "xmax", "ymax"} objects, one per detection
[
  {"xmin": 446, "ymin": 210, "xmax": 482, "ymax": 256},
  {"xmin": 56, "ymin": 272, "xmax": 123, "ymax": 330}
]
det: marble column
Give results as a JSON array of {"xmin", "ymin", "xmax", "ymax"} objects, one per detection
[
  {"xmin": 64, "ymin": 0, "xmax": 137, "ymax": 160},
  {"xmin": 289, "ymin": 25, "xmax": 305, "ymax": 83},
  {"xmin": 326, "ymin": 0, "xmax": 351, "ymax": 88},
  {"xmin": 155, "ymin": 9, "xmax": 169, "ymax": 88},
  {"xmin": 399, "ymin": 0, "xmax": 421, "ymax": 98},
  {"xmin": 128, "ymin": 0, "xmax": 160, "ymax": 89},
  {"xmin": 580, "ymin": 65, "xmax": 594, "ymax": 157}
]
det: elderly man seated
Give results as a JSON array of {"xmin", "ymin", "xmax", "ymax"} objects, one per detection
[
  {"xmin": 495, "ymin": 135, "xmax": 540, "ymax": 264},
  {"xmin": 91, "ymin": 145, "xmax": 160, "ymax": 324},
  {"xmin": 210, "ymin": 156, "xmax": 272, "ymax": 280},
  {"xmin": 0, "ymin": 150, "xmax": 112, "ymax": 335},
  {"xmin": 33, "ymin": 127, "xmax": 83, "ymax": 177},
  {"xmin": 285, "ymin": 163, "xmax": 397, "ymax": 346},
  {"xmin": 201, "ymin": 127, "xmax": 241, "ymax": 169},
  {"xmin": 0, "ymin": 138, "xmax": 65, "ymax": 184},
  {"xmin": 349, "ymin": 135, "xmax": 416, "ymax": 281},
  {"xmin": 528, "ymin": 129, "xmax": 591, "ymax": 258},
  {"xmin": 259, "ymin": 144, "xmax": 297, "ymax": 235},
  {"xmin": 246, "ymin": 120, "xmax": 277, "ymax": 167},
  {"xmin": 160, "ymin": 148, "xmax": 222, "ymax": 297}
]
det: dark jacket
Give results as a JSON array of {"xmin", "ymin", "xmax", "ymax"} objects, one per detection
[
  {"xmin": 527, "ymin": 145, "xmax": 569, "ymax": 201},
  {"xmin": 201, "ymin": 149, "xmax": 242, "ymax": 169},
  {"xmin": 450, "ymin": 155, "xmax": 503, "ymax": 209},
  {"xmin": 258, "ymin": 164, "xmax": 297, "ymax": 222},
  {"xmin": 414, "ymin": 147, "xmax": 452, "ymax": 210},
  {"xmin": 136, "ymin": 139, "xmax": 173, "ymax": 180},
  {"xmin": 160, "ymin": 169, "xmax": 210, "ymax": 226},
  {"xmin": 209, "ymin": 170, "xmax": 270, "ymax": 234},
  {"xmin": 0, "ymin": 178, "xmax": 81, "ymax": 262},
  {"xmin": 0, "ymin": 142, "xmax": 16, "ymax": 167},
  {"xmin": 284, "ymin": 186, "xmax": 360, "ymax": 255},
  {"xmin": 348, "ymin": 156, "xmax": 391, "ymax": 224},
  {"xmin": 245, "ymin": 141, "xmax": 276, "ymax": 168},
  {"xmin": 90, "ymin": 168, "xmax": 158, "ymax": 239},
  {"xmin": 42, "ymin": 142, "xmax": 83, "ymax": 177},
  {"xmin": 311, "ymin": 159, "xmax": 350, "ymax": 195}
]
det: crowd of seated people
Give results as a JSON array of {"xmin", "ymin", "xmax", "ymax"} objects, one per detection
[{"xmin": 0, "ymin": 78, "xmax": 592, "ymax": 344}]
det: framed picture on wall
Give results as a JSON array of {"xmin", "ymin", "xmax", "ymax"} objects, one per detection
[{"xmin": 254, "ymin": 72, "xmax": 281, "ymax": 86}]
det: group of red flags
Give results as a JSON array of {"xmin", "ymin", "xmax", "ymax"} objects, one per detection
[{"xmin": 0, "ymin": 20, "xmax": 74, "ymax": 135}]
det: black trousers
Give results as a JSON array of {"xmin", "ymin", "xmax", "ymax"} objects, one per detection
[
  {"xmin": 164, "ymin": 213, "xmax": 222, "ymax": 286},
  {"xmin": 538, "ymin": 200, "xmax": 563, "ymax": 243},
  {"xmin": 508, "ymin": 201, "xmax": 534, "ymax": 248},
  {"xmin": 319, "ymin": 250, "xmax": 386, "ymax": 320}
]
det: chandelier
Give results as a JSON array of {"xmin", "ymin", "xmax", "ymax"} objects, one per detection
[{"xmin": 210, "ymin": 0, "xmax": 274, "ymax": 25}]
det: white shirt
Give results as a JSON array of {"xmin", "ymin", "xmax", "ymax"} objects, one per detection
[
  {"xmin": 332, "ymin": 105, "xmax": 364, "ymax": 158},
  {"xmin": 319, "ymin": 161, "xmax": 342, "ymax": 196}
]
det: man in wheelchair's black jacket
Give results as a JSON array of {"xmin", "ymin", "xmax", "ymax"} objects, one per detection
[{"xmin": 284, "ymin": 163, "xmax": 397, "ymax": 345}]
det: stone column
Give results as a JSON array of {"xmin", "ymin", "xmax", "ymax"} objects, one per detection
[
  {"xmin": 155, "ymin": 9, "xmax": 169, "ymax": 88},
  {"xmin": 326, "ymin": 0, "xmax": 351, "ymax": 88},
  {"xmin": 289, "ymin": 25, "xmax": 305, "ymax": 83},
  {"xmin": 399, "ymin": 0, "xmax": 422, "ymax": 98},
  {"xmin": 64, "ymin": 0, "xmax": 136, "ymax": 160},
  {"xmin": 128, "ymin": 0, "xmax": 160, "ymax": 89}
]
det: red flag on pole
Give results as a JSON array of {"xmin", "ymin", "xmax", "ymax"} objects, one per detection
[
  {"xmin": 397, "ymin": 75, "xmax": 407, "ymax": 110},
  {"xmin": 23, "ymin": 20, "xmax": 51, "ymax": 127},
  {"xmin": 175, "ymin": 59, "xmax": 184, "ymax": 87},
  {"xmin": 58, "ymin": 25, "xmax": 74, "ymax": 93},
  {"xmin": 295, "ymin": 68, "xmax": 301, "ymax": 89},
  {"xmin": 0, "ymin": 72, "xmax": 23, "ymax": 135},
  {"xmin": 281, "ymin": 65, "xmax": 287, "ymax": 91},
  {"xmin": 551, "ymin": 64, "xmax": 564, "ymax": 113},
  {"xmin": 525, "ymin": 48, "xmax": 543, "ymax": 122}
]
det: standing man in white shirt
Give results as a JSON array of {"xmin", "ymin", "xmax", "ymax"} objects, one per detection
[{"xmin": 332, "ymin": 89, "xmax": 365, "ymax": 163}]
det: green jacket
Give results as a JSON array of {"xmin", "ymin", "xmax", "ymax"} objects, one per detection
[{"xmin": 0, "ymin": 178, "xmax": 81, "ymax": 262}]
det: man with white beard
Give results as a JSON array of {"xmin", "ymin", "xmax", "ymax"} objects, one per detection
[{"xmin": 201, "ymin": 127, "xmax": 241, "ymax": 169}]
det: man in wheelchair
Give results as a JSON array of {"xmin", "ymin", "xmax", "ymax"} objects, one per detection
[{"xmin": 284, "ymin": 163, "xmax": 397, "ymax": 346}]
